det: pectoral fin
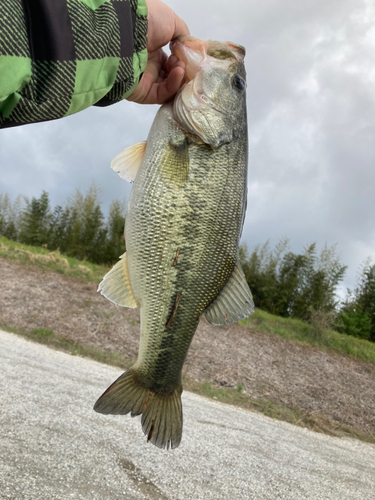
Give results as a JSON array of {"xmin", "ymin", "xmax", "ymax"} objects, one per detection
[
  {"xmin": 98, "ymin": 252, "xmax": 137, "ymax": 308},
  {"xmin": 204, "ymin": 262, "xmax": 254, "ymax": 326},
  {"xmin": 111, "ymin": 141, "xmax": 147, "ymax": 182},
  {"xmin": 160, "ymin": 139, "xmax": 189, "ymax": 187}
]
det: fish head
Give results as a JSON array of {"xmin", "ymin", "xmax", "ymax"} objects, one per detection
[{"xmin": 170, "ymin": 36, "xmax": 247, "ymax": 148}]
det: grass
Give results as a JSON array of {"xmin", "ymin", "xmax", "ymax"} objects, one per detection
[
  {"xmin": 183, "ymin": 379, "xmax": 375, "ymax": 443},
  {"xmin": 2, "ymin": 321, "xmax": 374, "ymax": 444},
  {"xmin": 240, "ymin": 309, "xmax": 375, "ymax": 365},
  {"xmin": 0, "ymin": 323, "xmax": 134, "ymax": 370},
  {"xmin": 1, "ymin": 321, "xmax": 374, "ymax": 444},
  {"xmin": 2, "ymin": 235, "xmax": 374, "ymax": 365},
  {"xmin": 1, "ymin": 237, "xmax": 375, "ymax": 443},
  {"xmin": 0, "ymin": 236, "xmax": 108, "ymax": 283}
]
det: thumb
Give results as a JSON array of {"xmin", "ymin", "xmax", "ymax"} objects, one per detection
[{"xmin": 172, "ymin": 14, "xmax": 190, "ymax": 39}]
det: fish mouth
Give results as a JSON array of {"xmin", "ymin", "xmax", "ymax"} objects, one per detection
[
  {"xmin": 170, "ymin": 36, "xmax": 246, "ymax": 83},
  {"xmin": 170, "ymin": 36, "xmax": 208, "ymax": 82},
  {"xmin": 170, "ymin": 36, "xmax": 246, "ymax": 147}
]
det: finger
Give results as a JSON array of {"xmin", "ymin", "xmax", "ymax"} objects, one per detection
[
  {"xmin": 160, "ymin": 49, "xmax": 168, "ymax": 68},
  {"xmin": 165, "ymin": 55, "xmax": 178, "ymax": 74},
  {"xmin": 154, "ymin": 64, "xmax": 185, "ymax": 104},
  {"xmin": 172, "ymin": 15, "xmax": 190, "ymax": 39},
  {"xmin": 137, "ymin": 64, "xmax": 184, "ymax": 104},
  {"xmin": 146, "ymin": 49, "xmax": 164, "ymax": 81},
  {"xmin": 126, "ymin": 50, "xmax": 163, "ymax": 103},
  {"xmin": 157, "ymin": 69, "xmax": 167, "ymax": 83},
  {"xmin": 126, "ymin": 50, "xmax": 186, "ymax": 104}
]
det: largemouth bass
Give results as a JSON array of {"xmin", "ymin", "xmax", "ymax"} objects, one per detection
[{"xmin": 94, "ymin": 36, "xmax": 254, "ymax": 449}]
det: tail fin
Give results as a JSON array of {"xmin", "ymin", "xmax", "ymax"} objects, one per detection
[{"xmin": 94, "ymin": 368, "xmax": 183, "ymax": 450}]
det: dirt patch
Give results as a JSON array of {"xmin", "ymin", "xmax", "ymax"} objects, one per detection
[{"xmin": 1, "ymin": 257, "xmax": 374, "ymax": 436}]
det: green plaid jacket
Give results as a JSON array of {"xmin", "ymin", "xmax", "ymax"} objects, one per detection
[{"xmin": 0, "ymin": 0, "xmax": 148, "ymax": 128}]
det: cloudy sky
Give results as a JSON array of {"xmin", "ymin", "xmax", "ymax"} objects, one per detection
[{"xmin": 1, "ymin": 0, "xmax": 375, "ymax": 294}]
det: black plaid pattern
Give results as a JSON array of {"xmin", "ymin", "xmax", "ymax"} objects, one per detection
[
  {"xmin": 133, "ymin": 8, "xmax": 147, "ymax": 53},
  {"xmin": 97, "ymin": 56, "xmax": 135, "ymax": 105},
  {"xmin": 0, "ymin": 0, "xmax": 148, "ymax": 128},
  {"xmin": 108, "ymin": 58, "xmax": 134, "ymax": 102},
  {"xmin": 0, "ymin": 0, "xmax": 29, "ymax": 58},
  {"xmin": 6, "ymin": 60, "xmax": 76, "ymax": 124},
  {"xmin": 67, "ymin": 0, "xmax": 124, "ymax": 60},
  {"xmin": 24, "ymin": 0, "xmax": 76, "ymax": 62},
  {"xmin": 30, "ymin": 61, "xmax": 76, "ymax": 104}
]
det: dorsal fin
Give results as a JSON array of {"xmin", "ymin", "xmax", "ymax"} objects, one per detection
[
  {"xmin": 204, "ymin": 261, "xmax": 254, "ymax": 326},
  {"xmin": 98, "ymin": 252, "xmax": 137, "ymax": 308},
  {"xmin": 111, "ymin": 141, "xmax": 147, "ymax": 183}
]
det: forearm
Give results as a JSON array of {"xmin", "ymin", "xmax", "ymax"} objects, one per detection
[{"xmin": 0, "ymin": 0, "xmax": 148, "ymax": 128}]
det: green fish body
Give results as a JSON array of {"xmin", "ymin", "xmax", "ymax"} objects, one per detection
[{"xmin": 94, "ymin": 37, "xmax": 254, "ymax": 449}]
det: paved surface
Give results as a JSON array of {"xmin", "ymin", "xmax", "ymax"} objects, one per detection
[{"xmin": 1, "ymin": 330, "xmax": 375, "ymax": 500}]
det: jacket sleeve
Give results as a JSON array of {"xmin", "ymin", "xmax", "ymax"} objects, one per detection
[{"xmin": 0, "ymin": 0, "xmax": 148, "ymax": 128}]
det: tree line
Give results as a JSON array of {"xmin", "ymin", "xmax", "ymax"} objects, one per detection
[
  {"xmin": 240, "ymin": 240, "xmax": 375, "ymax": 342},
  {"xmin": 0, "ymin": 186, "xmax": 126, "ymax": 266},
  {"xmin": 1, "ymin": 188, "xmax": 374, "ymax": 341}
]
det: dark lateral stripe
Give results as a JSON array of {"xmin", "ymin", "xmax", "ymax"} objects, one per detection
[
  {"xmin": 113, "ymin": 0, "xmax": 135, "ymax": 58},
  {"xmin": 22, "ymin": 0, "xmax": 75, "ymax": 62},
  {"xmin": 166, "ymin": 292, "xmax": 180, "ymax": 328}
]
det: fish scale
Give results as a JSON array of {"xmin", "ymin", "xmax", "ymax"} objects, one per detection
[
  {"xmin": 127, "ymin": 106, "xmax": 245, "ymax": 382},
  {"xmin": 94, "ymin": 36, "xmax": 254, "ymax": 449}
]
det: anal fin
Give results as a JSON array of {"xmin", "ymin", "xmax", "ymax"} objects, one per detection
[
  {"xmin": 204, "ymin": 261, "xmax": 254, "ymax": 326},
  {"xmin": 98, "ymin": 252, "xmax": 137, "ymax": 308}
]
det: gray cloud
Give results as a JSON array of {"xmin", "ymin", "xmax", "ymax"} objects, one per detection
[{"xmin": 1, "ymin": 0, "xmax": 375, "ymax": 294}]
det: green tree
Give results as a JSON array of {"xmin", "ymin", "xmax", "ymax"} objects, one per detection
[
  {"xmin": 0, "ymin": 192, "xmax": 8, "ymax": 235},
  {"xmin": 0, "ymin": 193, "xmax": 23, "ymax": 240},
  {"xmin": 48, "ymin": 205, "xmax": 72, "ymax": 253},
  {"xmin": 103, "ymin": 199, "xmax": 126, "ymax": 265},
  {"xmin": 18, "ymin": 191, "xmax": 51, "ymax": 246},
  {"xmin": 288, "ymin": 243, "xmax": 347, "ymax": 319},
  {"xmin": 341, "ymin": 259, "xmax": 375, "ymax": 341},
  {"xmin": 240, "ymin": 239, "xmax": 286, "ymax": 315},
  {"xmin": 60, "ymin": 185, "xmax": 105, "ymax": 262},
  {"xmin": 240, "ymin": 240, "xmax": 346, "ymax": 319},
  {"xmin": 336, "ymin": 310, "xmax": 372, "ymax": 340},
  {"xmin": 0, "ymin": 187, "xmax": 127, "ymax": 266}
]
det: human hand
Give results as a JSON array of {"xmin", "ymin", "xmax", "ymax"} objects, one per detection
[{"xmin": 126, "ymin": 0, "xmax": 189, "ymax": 105}]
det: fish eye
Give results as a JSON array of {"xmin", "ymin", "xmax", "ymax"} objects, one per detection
[{"xmin": 232, "ymin": 75, "xmax": 246, "ymax": 91}]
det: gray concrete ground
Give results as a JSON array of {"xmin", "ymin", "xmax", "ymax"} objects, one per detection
[{"xmin": 1, "ymin": 329, "xmax": 374, "ymax": 500}]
